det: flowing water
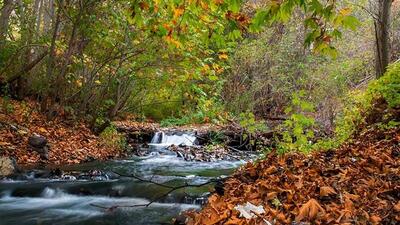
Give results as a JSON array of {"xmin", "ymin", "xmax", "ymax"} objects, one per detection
[
  {"xmin": 150, "ymin": 131, "xmax": 197, "ymax": 147},
  {"xmin": 0, "ymin": 132, "xmax": 246, "ymax": 225}
]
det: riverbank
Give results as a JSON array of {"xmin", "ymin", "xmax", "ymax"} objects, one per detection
[
  {"xmin": 186, "ymin": 127, "xmax": 400, "ymax": 224},
  {"xmin": 0, "ymin": 98, "xmax": 124, "ymax": 165},
  {"xmin": 0, "ymin": 98, "xmax": 260, "ymax": 167}
]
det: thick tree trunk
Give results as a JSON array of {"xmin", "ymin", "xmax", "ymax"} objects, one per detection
[
  {"xmin": 0, "ymin": 0, "xmax": 15, "ymax": 49},
  {"xmin": 374, "ymin": 0, "xmax": 392, "ymax": 78}
]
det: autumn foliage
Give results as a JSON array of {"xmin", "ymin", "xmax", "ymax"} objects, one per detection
[
  {"xmin": 186, "ymin": 127, "xmax": 400, "ymax": 224},
  {"xmin": 0, "ymin": 98, "xmax": 124, "ymax": 164}
]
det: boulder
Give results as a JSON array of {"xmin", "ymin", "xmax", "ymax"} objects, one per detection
[
  {"xmin": 28, "ymin": 135, "xmax": 49, "ymax": 159},
  {"xmin": 28, "ymin": 135, "xmax": 47, "ymax": 148},
  {"xmin": 0, "ymin": 157, "xmax": 16, "ymax": 177}
]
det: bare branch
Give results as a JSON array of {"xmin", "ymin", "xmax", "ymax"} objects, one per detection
[{"xmin": 90, "ymin": 171, "xmax": 228, "ymax": 210}]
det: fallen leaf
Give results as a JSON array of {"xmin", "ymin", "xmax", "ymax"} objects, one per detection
[
  {"xmin": 394, "ymin": 201, "xmax": 400, "ymax": 212},
  {"xmin": 234, "ymin": 202, "xmax": 265, "ymax": 219},
  {"xmin": 320, "ymin": 186, "xmax": 337, "ymax": 197},
  {"xmin": 370, "ymin": 215, "xmax": 381, "ymax": 224},
  {"xmin": 296, "ymin": 198, "xmax": 325, "ymax": 222}
]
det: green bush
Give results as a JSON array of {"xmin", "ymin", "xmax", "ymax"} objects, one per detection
[
  {"xmin": 274, "ymin": 63, "xmax": 399, "ymax": 154},
  {"xmin": 0, "ymin": 97, "xmax": 14, "ymax": 114},
  {"xmin": 369, "ymin": 63, "xmax": 400, "ymax": 108},
  {"xmin": 276, "ymin": 91, "xmax": 316, "ymax": 153},
  {"xmin": 238, "ymin": 111, "xmax": 268, "ymax": 135},
  {"xmin": 334, "ymin": 62, "xmax": 400, "ymax": 142},
  {"xmin": 160, "ymin": 117, "xmax": 191, "ymax": 127},
  {"xmin": 99, "ymin": 125, "xmax": 127, "ymax": 151}
]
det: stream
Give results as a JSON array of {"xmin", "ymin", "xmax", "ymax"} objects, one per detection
[{"xmin": 0, "ymin": 132, "xmax": 246, "ymax": 225}]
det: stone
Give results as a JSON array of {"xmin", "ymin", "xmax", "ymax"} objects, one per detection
[
  {"xmin": 28, "ymin": 135, "xmax": 49, "ymax": 159},
  {"xmin": 50, "ymin": 168, "xmax": 63, "ymax": 177},
  {"xmin": 28, "ymin": 135, "xmax": 48, "ymax": 148},
  {"xmin": 83, "ymin": 156, "xmax": 96, "ymax": 163},
  {"xmin": 0, "ymin": 157, "xmax": 16, "ymax": 177},
  {"xmin": 172, "ymin": 214, "xmax": 187, "ymax": 225},
  {"xmin": 104, "ymin": 171, "xmax": 120, "ymax": 180}
]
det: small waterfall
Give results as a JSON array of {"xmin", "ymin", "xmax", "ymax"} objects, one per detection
[
  {"xmin": 150, "ymin": 131, "xmax": 196, "ymax": 146},
  {"xmin": 151, "ymin": 131, "xmax": 165, "ymax": 144}
]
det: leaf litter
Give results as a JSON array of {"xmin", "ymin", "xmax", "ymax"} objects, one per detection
[
  {"xmin": 0, "ymin": 98, "xmax": 125, "ymax": 164},
  {"xmin": 186, "ymin": 127, "xmax": 400, "ymax": 224}
]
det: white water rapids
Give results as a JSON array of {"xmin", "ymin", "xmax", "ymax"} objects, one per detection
[
  {"xmin": 150, "ymin": 131, "xmax": 197, "ymax": 146},
  {"xmin": 0, "ymin": 131, "xmax": 246, "ymax": 225}
]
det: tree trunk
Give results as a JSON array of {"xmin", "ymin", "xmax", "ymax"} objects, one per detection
[
  {"xmin": 0, "ymin": 0, "xmax": 15, "ymax": 49},
  {"xmin": 374, "ymin": 0, "xmax": 392, "ymax": 78},
  {"xmin": 34, "ymin": 0, "xmax": 43, "ymax": 34},
  {"xmin": 43, "ymin": 0, "xmax": 54, "ymax": 33},
  {"xmin": 43, "ymin": 1, "xmax": 61, "ymax": 112}
]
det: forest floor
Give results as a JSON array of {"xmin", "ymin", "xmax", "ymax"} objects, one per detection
[
  {"xmin": 186, "ymin": 127, "xmax": 400, "ymax": 225},
  {"xmin": 0, "ymin": 98, "xmax": 126, "ymax": 165},
  {"xmin": 0, "ymin": 98, "xmax": 232, "ymax": 165}
]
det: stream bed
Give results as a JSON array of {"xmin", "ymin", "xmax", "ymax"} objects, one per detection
[{"xmin": 0, "ymin": 133, "xmax": 247, "ymax": 225}]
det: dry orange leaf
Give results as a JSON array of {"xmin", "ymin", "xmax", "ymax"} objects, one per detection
[
  {"xmin": 320, "ymin": 186, "xmax": 337, "ymax": 197},
  {"xmin": 266, "ymin": 192, "xmax": 277, "ymax": 200},
  {"xmin": 224, "ymin": 216, "xmax": 243, "ymax": 225},
  {"xmin": 38, "ymin": 127, "xmax": 48, "ymax": 133},
  {"xmin": 295, "ymin": 198, "xmax": 325, "ymax": 222},
  {"xmin": 370, "ymin": 215, "xmax": 382, "ymax": 224},
  {"xmin": 394, "ymin": 201, "xmax": 400, "ymax": 212}
]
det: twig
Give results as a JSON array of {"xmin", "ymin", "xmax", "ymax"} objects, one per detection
[
  {"xmin": 227, "ymin": 146, "xmax": 252, "ymax": 156},
  {"xmin": 90, "ymin": 171, "xmax": 229, "ymax": 210},
  {"xmin": 112, "ymin": 171, "xmax": 174, "ymax": 189}
]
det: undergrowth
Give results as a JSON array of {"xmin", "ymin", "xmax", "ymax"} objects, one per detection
[
  {"xmin": 276, "ymin": 62, "xmax": 400, "ymax": 154},
  {"xmin": 333, "ymin": 62, "xmax": 400, "ymax": 143},
  {"xmin": 99, "ymin": 125, "xmax": 127, "ymax": 151}
]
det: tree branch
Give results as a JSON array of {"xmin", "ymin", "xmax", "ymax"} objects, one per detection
[{"xmin": 90, "ymin": 171, "xmax": 228, "ymax": 210}]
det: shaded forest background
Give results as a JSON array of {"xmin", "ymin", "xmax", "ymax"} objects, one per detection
[{"xmin": 0, "ymin": 0, "xmax": 399, "ymax": 146}]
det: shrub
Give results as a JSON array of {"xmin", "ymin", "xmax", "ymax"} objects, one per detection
[
  {"xmin": 99, "ymin": 125, "xmax": 127, "ymax": 151},
  {"xmin": 160, "ymin": 117, "xmax": 191, "ymax": 127},
  {"xmin": 334, "ymin": 62, "xmax": 400, "ymax": 142},
  {"xmin": 276, "ymin": 91, "xmax": 316, "ymax": 153},
  {"xmin": 0, "ymin": 97, "xmax": 14, "ymax": 114},
  {"xmin": 238, "ymin": 111, "xmax": 268, "ymax": 135}
]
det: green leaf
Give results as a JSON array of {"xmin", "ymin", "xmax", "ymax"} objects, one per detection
[
  {"xmin": 250, "ymin": 10, "xmax": 268, "ymax": 31},
  {"xmin": 342, "ymin": 15, "xmax": 360, "ymax": 30},
  {"xmin": 228, "ymin": 0, "xmax": 242, "ymax": 13}
]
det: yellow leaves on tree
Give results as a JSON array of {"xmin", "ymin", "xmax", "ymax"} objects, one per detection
[
  {"xmin": 173, "ymin": 6, "xmax": 185, "ymax": 19},
  {"xmin": 202, "ymin": 64, "xmax": 211, "ymax": 74},
  {"xmin": 213, "ymin": 0, "xmax": 224, "ymax": 5},
  {"xmin": 224, "ymin": 11, "xmax": 250, "ymax": 30},
  {"xmin": 199, "ymin": 1, "xmax": 209, "ymax": 10},
  {"xmin": 138, "ymin": 2, "xmax": 149, "ymax": 10},
  {"xmin": 165, "ymin": 35, "xmax": 182, "ymax": 48},
  {"xmin": 76, "ymin": 79, "xmax": 83, "ymax": 87},
  {"xmin": 218, "ymin": 53, "xmax": 228, "ymax": 60},
  {"xmin": 339, "ymin": 7, "xmax": 353, "ymax": 16}
]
